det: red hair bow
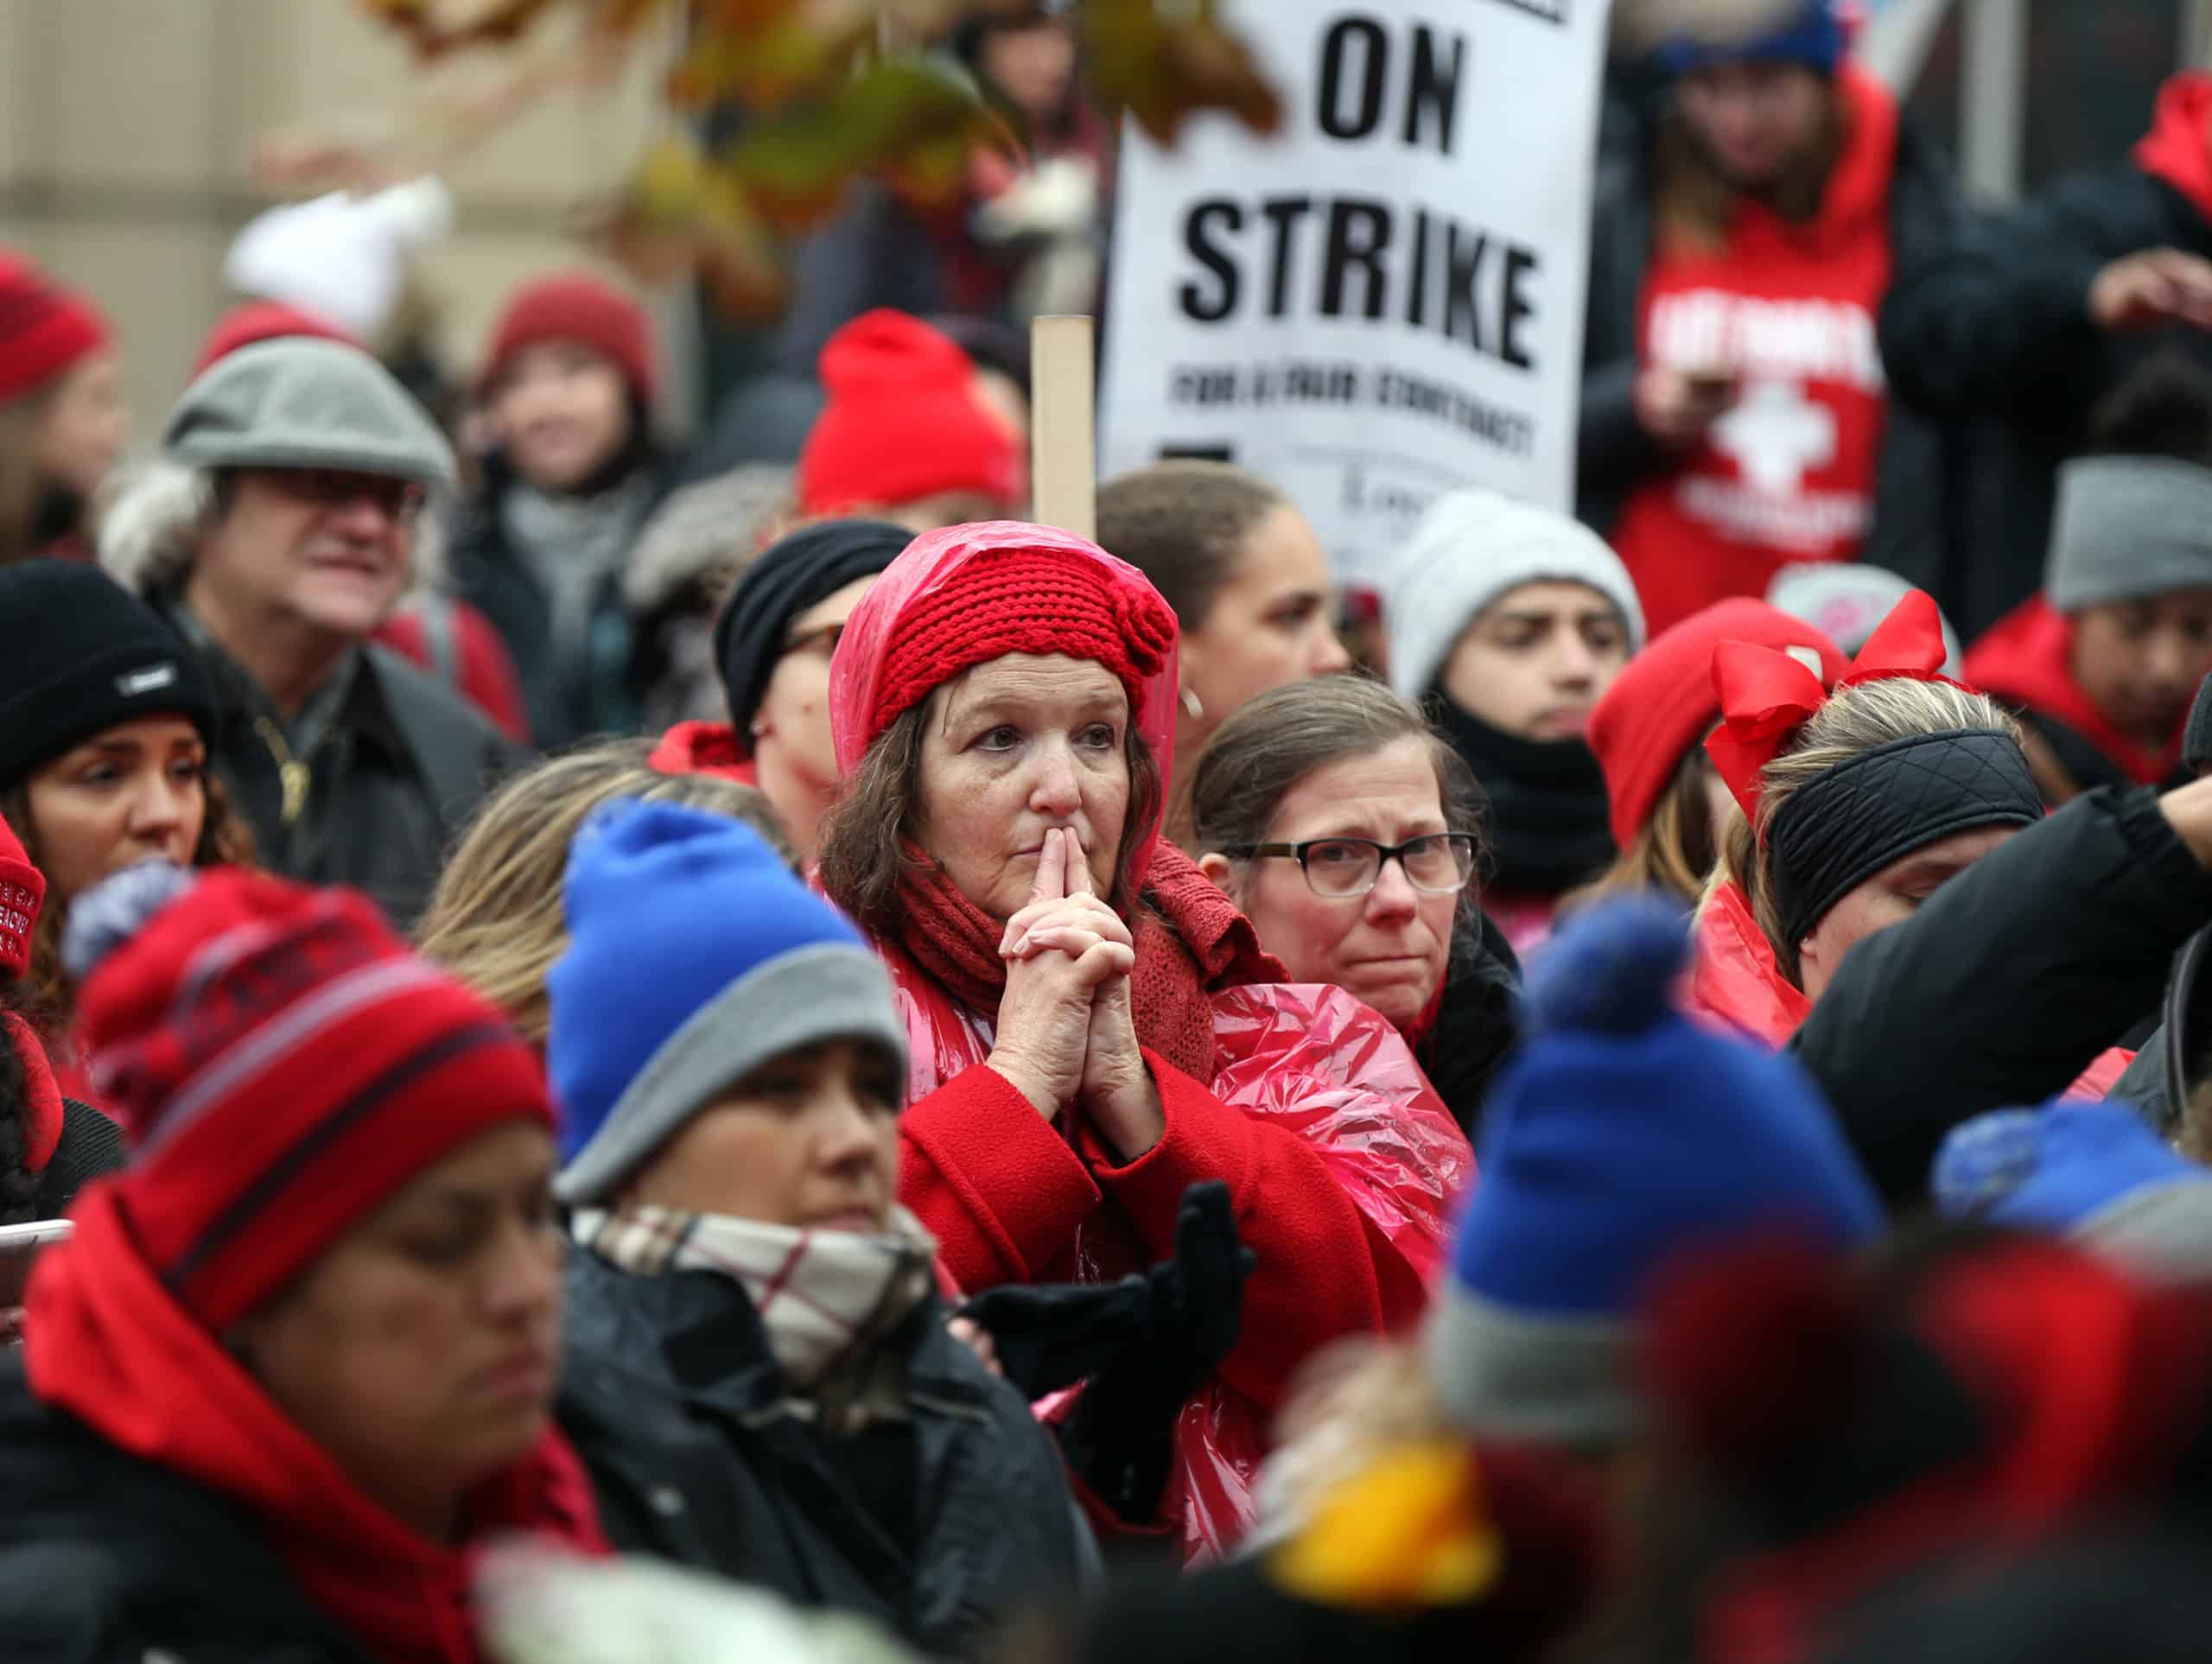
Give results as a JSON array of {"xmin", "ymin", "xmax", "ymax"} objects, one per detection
[{"xmin": 1705, "ymin": 589, "xmax": 1955, "ymax": 826}]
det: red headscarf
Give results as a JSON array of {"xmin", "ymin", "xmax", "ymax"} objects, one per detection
[{"xmin": 827, "ymin": 523, "xmax": 1281, "ymax": 1081}]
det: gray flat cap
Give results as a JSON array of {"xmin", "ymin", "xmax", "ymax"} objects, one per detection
[{"xmin": 162, "ymin": 337, "xmax": 457, "ymax": 492}]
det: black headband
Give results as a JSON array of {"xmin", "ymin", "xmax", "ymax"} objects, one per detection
[{"xmin": 1769, "ymin": 729, "xmax": 2042, "ymax": 948}]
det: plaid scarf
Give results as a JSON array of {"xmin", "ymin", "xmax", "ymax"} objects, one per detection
[{"xmin": 575, "ymin": 1205, "xmax": 938, "ymax": 1426}]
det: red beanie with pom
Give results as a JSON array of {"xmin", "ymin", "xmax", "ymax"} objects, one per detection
[
  {"xmin": 1587, "ymin": 598, "xmax": 1849, "ymax": 849},
  {"xmin": 70, "ymin": 866, "xmax": 555, "ymax": 1330},
  {"xmin": 863, "ymin": 543, "xmax": 1175, "ymax": 748},
  {"xmin": 193, "ymin": 301, "xmax": 359, "ymax": 378},
  {"xmin": 481, "ymin": 272, "xmax": 658, "ymax": 407},
  {"xmin": 0, "ymin": 251, "xmax": 109, "ymax": 404},
  {"xmin": 798, "ymin": 309, "xmax": 1025, "ymax": 518}
]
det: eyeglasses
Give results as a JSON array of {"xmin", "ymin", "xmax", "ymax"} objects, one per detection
[
  {"xmin": 1224, "ymin": 834, "xmax": 1478, "ymax": 899},
  {"xmin": 267, "ymin": 468, "xmax": 426, "ymax": 524},
  {"xmin": 783, "ymin": 620, "xmax": 846, "ymax": 661}
]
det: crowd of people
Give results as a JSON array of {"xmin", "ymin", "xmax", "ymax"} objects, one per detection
[{"xmin": 7, "ymin": 0, "xmax": 2212, "ymax": 1659}]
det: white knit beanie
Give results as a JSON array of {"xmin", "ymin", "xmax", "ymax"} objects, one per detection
[{"xmin": 1385, "ymin": 489, "xmax": 1645, "ymax": 703}]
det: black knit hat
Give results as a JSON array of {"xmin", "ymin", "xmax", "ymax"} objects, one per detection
[
  {"xmin": 0, "ymin": 560, "xmax": 218, "ymax": 791},
  {"xmin": 713, "ymin": 519, "xmax": 912, "ymax": 740}
]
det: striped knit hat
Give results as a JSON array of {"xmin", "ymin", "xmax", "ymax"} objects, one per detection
[{"xmin": 64, "ymin": 862, "xmax": 556, "ymax": 1329}]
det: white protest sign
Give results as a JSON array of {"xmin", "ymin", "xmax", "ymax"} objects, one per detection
[{"xmin": 1098, "ymin": 0, "xmax": 1615, "ymax": 592}]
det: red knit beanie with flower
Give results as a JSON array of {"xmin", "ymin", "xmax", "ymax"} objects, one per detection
[
  {"xmin": 863, "ymin": 543, "xmax": 1177, "ymax": 746},
  {"xmin": 0, "ymin": 251, "xmax": 110, "ymax": 404},
  {"xmin": 798, "ymin": 308, "xmax": 1026, "ymax": 517},
  {"xmin": 67, "ymin": 865, "xmax": 556, "ymax": 1330},
  {"xmin": 481, "ymin": 271, "xmax": 658, "ymax": 407}
]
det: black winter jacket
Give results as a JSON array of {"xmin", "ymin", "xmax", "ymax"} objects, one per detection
[
  {"xmin": 184, "ymin": 630, "xmax": 524, "ymax": 930},
  {"xmin": 557, "ymin": 1247, "xmax": 1090, "ymax": 1659},
  {"xmin": 1790, "ymin": 787, "xmax": 2212, "ymax": 1204},
  {"xmin": 1419, "ymin": 913, "xmax": 1521, "ymax": 1146},
  {"xmin": 0, "ymin": 1359, "xmax": 369, "ymax": 1662},
  {"xmin": 1877, "ymin": 165, "xmax": 2212, "ymax": 634},
  {"xmin": 1578, "ymin": 107, "xmax": 1974, "ymax": 611}
]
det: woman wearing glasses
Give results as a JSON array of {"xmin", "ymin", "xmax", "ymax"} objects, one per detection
[
  {"xmin": 1192, "ymin": 676, "xmax": 1522, "ymax": 1140},
  {"xmin": 815, "ymin": 522, "xmax": 1470, "ymax": 1555},
  {"xmin": 651, "ymin": 519, "xmax": 913, "ymax": 863}
]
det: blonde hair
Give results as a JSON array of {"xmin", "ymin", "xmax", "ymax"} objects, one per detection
[
  {"xmin": 1255, "ymin": 1337, "xmax": 1446, "ymax": 1541},
  {"xmin": 416, "ymin": 738, "xmax": 795, "ymax": 1047},
  {"xmin": 1565, "ymin": 747, "xmax": 1719, "ymax": 914},
  {"xmin": 1703, "ymin": 676, "xmax": 2019, "ymax": 985}
]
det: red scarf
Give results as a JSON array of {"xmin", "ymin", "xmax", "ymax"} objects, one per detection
[
  {"xmin": 28, "ymin": 1186, "xmax": 607, "ymax": 1663},
  {"xmin": 893, "ymin": 841, "xmax": 1285, "ymax": 1086}
]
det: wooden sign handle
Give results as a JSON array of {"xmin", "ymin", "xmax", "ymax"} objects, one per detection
[{"xmin": 1029, "ymin": 314, "xmax": 1096, "ymax": 542}]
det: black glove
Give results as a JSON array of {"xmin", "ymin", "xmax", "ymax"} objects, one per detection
[{"xmin": 1060, "ymin": 1180, "xmax": 1255, "ymax": 1524}]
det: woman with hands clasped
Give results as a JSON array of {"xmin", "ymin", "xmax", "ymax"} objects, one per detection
[{"xmin": 815, "ymin": 522, "xmax": 1471, "ymax": 1556}]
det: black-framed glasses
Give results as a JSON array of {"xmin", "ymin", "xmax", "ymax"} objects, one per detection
[
  {"xmin": 269, "ymin": 467, "xmax": 426, "ymax": 524},
  {"xmin": 783, "ymin": 620, "xmax": 847, "ymax": 661},
  {"xmin": 1224, "ymin": 834, "xmax": 1478, "ymax": 899}
]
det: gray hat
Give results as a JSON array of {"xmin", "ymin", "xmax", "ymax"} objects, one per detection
[
  {"xmin": 2045, "ymin": 455, "xmax": 2212, "ymax": 614},
  {"xmin": 1767, "ymin": 562, "xmax": 1964, "ymax": 675},
  {"xmin": 162, "ymin": 337, "xmax": 457, "ymax": 492},
  {"xmin": 1384, "ymin": 488, "xmax": 1645, "ymax": 704}
]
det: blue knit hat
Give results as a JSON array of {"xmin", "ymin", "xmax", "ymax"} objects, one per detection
[
  {"xmin": 548, "ymin": 800, "xmax": 908, "ymax": 1204},
  {"xmin": 1427, "ymin": 895, "xmax": 1882, "ymax": 1446},
  {"xmin": 1934, "ymin": 1102, "xmax": 2212, "ymax": 1282},
  {"xmin": 1654, "ymin": 0, "xmax": 1847, "ymax": 77}
]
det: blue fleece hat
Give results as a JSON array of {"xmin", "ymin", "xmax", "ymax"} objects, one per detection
[
  {"xmin": 1935, "ymin": 1102, "xmax": 2212, "ymax": 1282},
  {"xmin": 548, "ymin": 800, "xmax": 908, "ymax": 1205},
  {"xmin": 1654, "ymin": 0, "xmax": 1847, "ymax": 77},
  {"xmin": 1427, "ymin": 895, "xmax": 1882, "ymax": 1446}
]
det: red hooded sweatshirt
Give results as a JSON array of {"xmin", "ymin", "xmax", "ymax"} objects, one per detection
[
  {"xmin": 2134, "ymin": 72, "xmax": 2212, "ymax": 220},
  {"xmin": 1611, "ymin": 63, "xmax": 1900, "ymax": 638},
  {"xmin": 1963, "ymin": 594, "xmax": 2188, "ymax": 790}
]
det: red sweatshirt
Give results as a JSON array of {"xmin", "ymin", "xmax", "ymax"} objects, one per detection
[
  {"xmin": 1611, "ymin": 63, "xmax": 1899, "ymax": 637},
  {"xmin": 2135, "ymin": 72, "xmax": 2212, "ymax": 219}
]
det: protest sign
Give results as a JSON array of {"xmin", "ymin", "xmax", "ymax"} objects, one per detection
[{"xmin": 1099, "ymin": 0, "xmax": 1616, "ymax": 590}]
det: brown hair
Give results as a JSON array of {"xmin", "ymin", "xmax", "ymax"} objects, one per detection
[
  {"xmin": 1095, "ymin": 460, "xmax": 1287, "ymax": 631},
  {"xmin": 1652, "ymin": 76, "xmax": 1845, "ymax": 255},
  {"xmin": 1564, "ymin": 748, "xmax": 1720, "ymax": 913},
  {"xmin": 1702, "ymin": 676, "xmax": 2019, "ymax": 986},
  {"xmin": 2, "ymin": 768, "xmax": 256, "ymax": 1041},
  {"xmin": 1188, "ymin": 676, "xmax": 1487, "ymax": 935},
  {"xmin": 0, "ymin": 385, "xmax": 61, "ymax": 562},
  {"xmin": 817, "ymin": 679, "xmax": 1166, "ymax": 937},
  {"xmin": 416, "ymin": 738, "xmax": 796, "ymax": 1048}
]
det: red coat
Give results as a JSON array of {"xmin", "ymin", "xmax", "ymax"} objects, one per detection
[
  {"xmin": 885, "ymin": 944, "xmax": 1471, "ymax": 1560},
  {"xmin": 1964, "ymin": 594, "xmax": 2187, "ymax": 790},
  {"xmin": 648, "ymin": 721, "xmax": 760, "ymax": 785}
]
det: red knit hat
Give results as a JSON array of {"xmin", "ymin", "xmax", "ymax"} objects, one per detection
[
  {"xmin": 480, "ymin": 272, "xmax": 658, "ymax": 407},
  {"xmin": 1587, "ymin": 598, "xmax": 1849, "ymax": 848},
  {"xmin": 861, "ymin": 540, "xmax": 1177, "ymax": 748},
  {"xmin": 192, "ymin": 300, "xmax": 359, "ymax": 378},
  {"xmin": 71, "ymin": 866, "xmax": 556, "ymax": 1331},
  {"xmin": 0, "ymin": 815, "xmax": 42, "ymax": 983},
  {"xmin": 798, "ymin": 309, "xmax": 1025, "ymax": 517},
  {"xmin": 0, "ymin": 251, "xmax": 110, "ymax": 404}
]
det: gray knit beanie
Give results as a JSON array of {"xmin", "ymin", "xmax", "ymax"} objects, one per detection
[
  {"xmin": 2045, "ymin": 455, "xmax": 2212, "ymax": 614},
  {"xmin": 162, "ymin": 336, "xmax": 457, "ymax": 492},
  {"xmin": 1384, "ymin": 489, "xmax": 1645, "ymax": 703}
]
